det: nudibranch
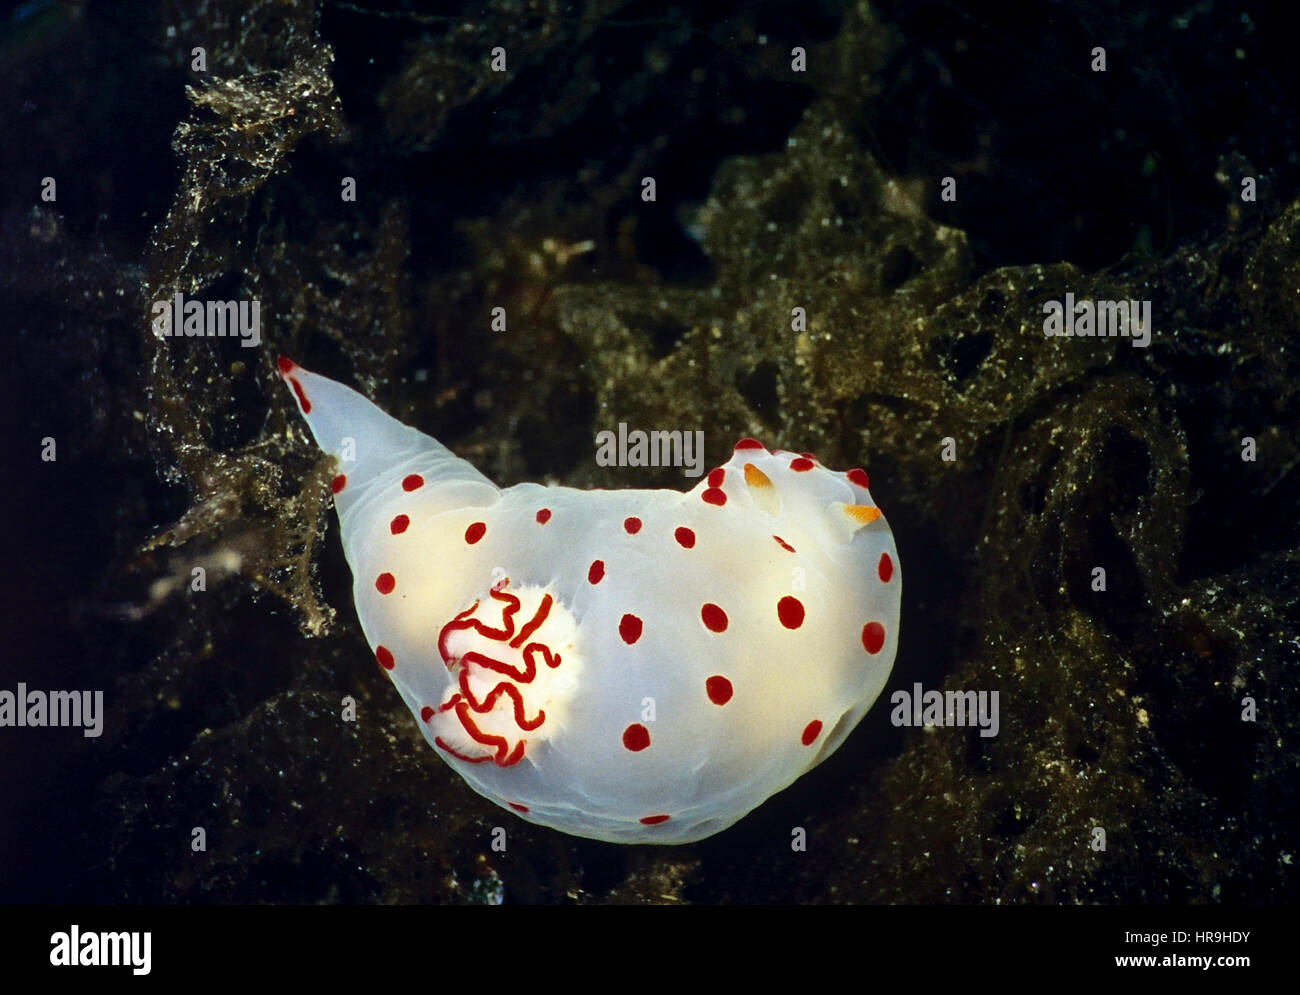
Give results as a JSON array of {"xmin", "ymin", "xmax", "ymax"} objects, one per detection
[{"xmin": 277, "ymin": 357, "xmax": 900, "ymax": 844}]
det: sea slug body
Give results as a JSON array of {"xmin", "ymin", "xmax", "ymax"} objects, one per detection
[{"xmin": 277, "ymin": 357, "xmax": 901, "ymax": 844}]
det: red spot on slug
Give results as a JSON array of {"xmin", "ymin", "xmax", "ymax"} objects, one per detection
[
  {"xmin": 878, "ymin": 552, "xmax": 894, "ymax": 583},
  {"xmin": 622, "ymin": 723, "xmax": 650, "ymax": 751},
  {"xmin": 777, "ymin": 596, "xmax": 805, "ymax": 629},
  {"xmin": 624, "ymin": 517, "xmax": 642, "ymax": 534},
  {"xmin": 619, "ymin": 614, "xmax": 643, "ymax": 644},
  {"xmin": 801, "ymin": 720, "xmax": 823, "ymax": 745},
  {"xmin": 330, "ymin": 474, "xmax": 346, "ymax": 493},
  {"xmin": 420, "ymin": 705, "xmax": 435, "ymax": 722},
  {"xmin": 707, "ymin": 467, "xmax": 725, "ymax": 487},
  {"xmin": 639, "ymin": 814, "xmax": 671, "ymax": 825},
  {"xmin": 847, "ymin": 468, "xmax": 870, "ymax": 489},
  {"xmin": 375, "ymin": 573, "xmax": 395, "ymax": 594},
  {"xmin": 706, "ymin": 675, "xmax": 733, "ymax": 705},
  {"xmin": 588, "ymin": 560, "xmax": 605, "ymax": 585},
  {"xmin": 536, "ymin": 508, "xmax": 552, "ymax": 524},
  {"xmin": 862, "ymin": 621, "xmax": 886, "ymax": 654},
  {"xmin": 402, "ymin": 474, "xmax": 424, "ymax": 491},
  {"xmin": 509, "ymin": 802, "xmax": 529, "ymax": 813},
  {"xmin": 276, "ymin": 356, "xmax": 295, "ymax": 374},
  {"xmin": 675, "ymin": 526, "xmax": 696, "ymax": 548},
  {"xmin": 465, "ymin": 521, "xmax": 486, "ymax": 544},
  {"xmin": 789, "ymin": 457, "xmax": 814, "ymax": 472},
  {"xmin": 773, "ymin": 535, "xmax": 796, "ymax": 553},
  {"xmin": 702, "ymin": 488, "xmax": 727, "ymax": 506},
  {"xmin": 701, "ymin": 603, "xmax": 728, "ymax": 632},
  {"xmin": 375, "ymin": 646, "xmax": 395, "ymax": 670},
  {"xmin": 390, "ymin": 514, "xmax": 410, "ymax": 534},
  {"xmin": 734, "ymin": 438, "xmax": 764, "ymax": 451},
  {"xmin": 289, "ymin": 377, "xmax": 311, "ymax": 413}
]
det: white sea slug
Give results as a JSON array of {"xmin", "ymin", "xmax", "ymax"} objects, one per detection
[{"xmin": 277, "ymin": 356, "xmax": 901, "ymax": 844}]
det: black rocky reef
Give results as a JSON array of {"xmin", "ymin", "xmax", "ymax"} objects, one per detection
[{"xmin": 1, "ymin": 0, "xmax": 1296, "ymax": 904}]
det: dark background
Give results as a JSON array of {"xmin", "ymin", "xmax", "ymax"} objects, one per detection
[{"xmin": 1, "ymin": 0, "xmax": 1297, "ymax": 904}]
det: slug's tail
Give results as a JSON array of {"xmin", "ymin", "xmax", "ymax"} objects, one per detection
[{"xmin": 276, "ymin": 357, "xmax": 497, "ymax": 519}]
